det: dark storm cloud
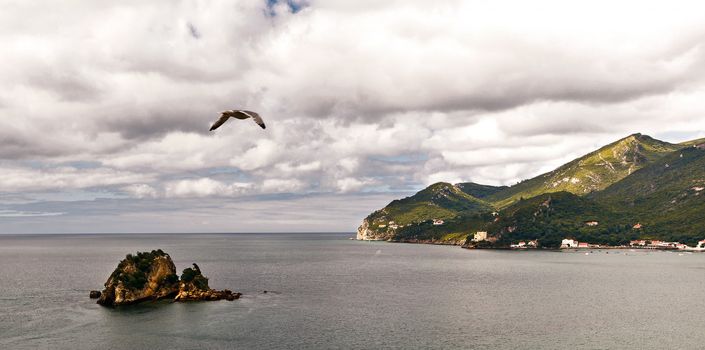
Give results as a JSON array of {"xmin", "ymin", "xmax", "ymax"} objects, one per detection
[{"xmin": 0, "ymin": 131, "xmax": 68, "ymax": 159}]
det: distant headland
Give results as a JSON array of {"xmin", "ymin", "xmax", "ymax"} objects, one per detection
[{"xmin": 357, "ymin": 134, "xmax": 705, "ymax": 248}]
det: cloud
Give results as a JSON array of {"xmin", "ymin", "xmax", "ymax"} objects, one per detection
[
  {"xmin": 0, "ymin": 165, "xmax": 155, "ymax": 192},
  {"xmin": 0, "ymin": 210, "xmax": 64, "ymax": 218},
  {"xmin": 261, "ymin": 178, "xmax": 305, "ymax": 193},
  {"xmin": 164, "ymin": 178, "xmax": 253, "ymax": 198},
  {"xmin": 1, "ymin": 0, "xmax": 705, "ymax": 232},
  {"xmin": 0, "ymin": 192, "xmax": 404, "ymax": 233},
  {"xmin": 122, "ymin": 184, "xmax": 159, "ymax": 199}
]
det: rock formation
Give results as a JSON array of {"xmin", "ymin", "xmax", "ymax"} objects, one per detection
[
  {"xmin": 174, "ymin": 263, "xmax": 241, "ymax": 302},
  {"xmin": 97, "ymin": 249, "xmax": 179, "ymax": 306},
  {"xmin": 95, "ymin": 250, "xmax": 239, "ymax": 307},
  {"xmin": 356, "ymin": 218, "xmax": 387, "ymax": 240}
]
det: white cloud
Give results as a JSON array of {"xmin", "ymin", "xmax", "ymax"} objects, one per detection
[
  {"xmin": 230, "ymin": 139, "xmax": 284, "ymax": 171},
  {"xmin": 0, "ymin": 166, "xmax": 155, "ymax": 192},
  {"xmin": 336, "ymin": 177, "xmax": 374, "ymax": 193},
  {"xmin": 164, "ymin": 178, "xmax": 253, "ymax": 198},
  {"xmin": 0, "ymin": 210, "xmax": 64, "ymax": 218},
  {"xmin": 122, "ymin": 184, "xmax": 159, "ymax": 199},
  {"xmin": 261, "ymin": 178, "xmax": 305, "ymax": 193}
]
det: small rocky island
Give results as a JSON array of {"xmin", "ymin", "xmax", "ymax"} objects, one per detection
[{"xmin": 92, "ymin": 249, "xmax": 240, "ymax": 307}]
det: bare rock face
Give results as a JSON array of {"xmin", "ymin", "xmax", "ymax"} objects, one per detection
[
  {"xmin": 356, "ymin": 218, "xmax": 372, "ymax": 240},
  {"xmin": 174, "ymin": 263, "xmax": 241, "ymax": 302},
  {"xmin": 356, "ymin": 218, "xmax": 393, "ymax": 241},
  {"xmin": 97, "ymin": 250, "xmax": 179, "ymax": 307}
]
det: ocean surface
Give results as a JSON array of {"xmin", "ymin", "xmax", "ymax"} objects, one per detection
[{"xmin": 1, "ymin": 233, "xmax": 704, "ymax": 349}]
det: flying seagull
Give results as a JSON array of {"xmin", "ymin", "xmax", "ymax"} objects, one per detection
[{"xmin": 209, "ymin": 110, "xmax": 266, "ymax": 131}]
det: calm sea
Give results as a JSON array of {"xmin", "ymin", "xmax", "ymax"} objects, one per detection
[{"xmin": 1, "ymin": 233, "xmax": 704, "ymax": 349}]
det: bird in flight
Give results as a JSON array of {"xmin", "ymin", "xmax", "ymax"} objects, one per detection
[{"xmin": 209, "ymin": 110, "xmax": 266, "ymax": 131}]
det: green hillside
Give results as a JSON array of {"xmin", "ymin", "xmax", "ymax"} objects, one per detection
[
  {"xmin": 364, "ymin": 182, "xmax": 492, "ymax": 227},
  {"xmin": 487, "ymin": 192, "xmax": 635, "ymax": 247},
  {"xmin": 485, "ymin": 134, "xmax": 678, "ymax": 208},
  {"xmin": 456, "ymin": 182, "xmax": 508, "ymax": 198},
  {"xmin": 679, "ymin": 137, "xmax": 705, "ymax": 147},
  {"xmin": 357, "ymin": 133, "xmax": 705, "ymax": 246},
  {"xmin": 591, "ymin": 146, "xmax": 705, "ymax": 244}
]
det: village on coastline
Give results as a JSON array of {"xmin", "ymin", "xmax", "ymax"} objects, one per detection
[
  {"xmin": 465, "ymin": 230, "xmax": 705, "ymax": 251},
  {"xmin": 557, "ymin": 238, "xmax": 705, "ymax": 251},
  {"xmin": 464, "ymin": 221, "xmax": 705, "ymax": 251},
  {"xmin": 360, "ymin": 217, "xmax": 705, "ymax": 251}
]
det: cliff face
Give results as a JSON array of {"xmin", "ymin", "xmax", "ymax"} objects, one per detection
[
  {"xmin": 356, "ymin": 218, "xmax": 392, "ymax": 241},
  {"xmin": 97, "ymin": 250, "xmax": 179, "ymax": 307}
]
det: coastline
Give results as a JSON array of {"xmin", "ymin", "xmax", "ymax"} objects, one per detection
[{"xmin": 353, "ymin": 237, "xmax": 705, "ymax": 252}]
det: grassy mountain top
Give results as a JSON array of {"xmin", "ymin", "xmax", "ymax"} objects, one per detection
[
  {"xmin": 456, "ymin": 182, "xmax": 508, "ymax": 198},
  {"xmin": 364, "ymin": 182, "xmax": 493, "ymax": 228},
  {"xmin": 485, "ymin": 133, "xmax": 679, "ymax": 208},
  {"xmin": 679, "ymin": 137, "xmax": 705, "ymax": 147}
]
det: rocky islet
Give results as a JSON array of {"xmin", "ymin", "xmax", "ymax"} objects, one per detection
[{"xmin": 93, "ymin": 249, "xmax": 240, "ymax": 307}]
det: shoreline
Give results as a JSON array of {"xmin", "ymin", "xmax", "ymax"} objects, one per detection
[{"xmin": 353, "ymin": 238, "xmax": 705, "ymax": 252}]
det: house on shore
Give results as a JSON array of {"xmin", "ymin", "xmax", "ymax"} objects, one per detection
[
  {"xmin": 561, "ymin": 239, "xmax": 579, "ymax": 248},
  {"xmin": 630, "ymin": 239, "xmax": 684, "ymax": 249},
  {"xmin": 510, "ymin": 240, "xmax": 538, "ymax": 249},
  {"xmin": 510, "ymin": 241, "xmax": 526, "ymax": 248},
  {"xmin": 432, "ymin": 219, "xmax": 444, "ymax": 226},
  {"xmin": 472, "ymin": 231, "xmax": 488, "ymax": 242}
]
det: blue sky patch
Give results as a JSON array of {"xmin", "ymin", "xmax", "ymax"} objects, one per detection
[{"xmin": 266, "ymin": 0, "xmax": 307, "ymax": 16}]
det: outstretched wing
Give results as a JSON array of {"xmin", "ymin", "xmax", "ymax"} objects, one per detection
[
  {"xmin": 209, "ymin": 114, "xmax": 230, "ymax": 131},
  {"xmin": 242, "ymin": 110, "xmax": 266, "ymax": 129}
]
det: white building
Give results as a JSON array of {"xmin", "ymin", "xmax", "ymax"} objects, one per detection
[
  {"xmin": 432, "ymin": 219, "xmax": 444, "ymax": 226},
  {"xmin": 473, "ymin": 231, "xmax": 488, "ymax": 242},
  {"xmin": 561, "ymin": 239, "xmax": 578, "ymax": 248}
]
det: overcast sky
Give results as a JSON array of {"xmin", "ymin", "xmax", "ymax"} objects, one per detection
[{"xmin": 1, "ymin": 0, "xmax": 705, "ymax": 233}]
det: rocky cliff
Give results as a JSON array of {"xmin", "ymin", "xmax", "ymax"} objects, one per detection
[
  {"xmin": 96, "ymin": 250, "xmax": 239, "ymax": 307},
  {"xmin": 97, "ymin": 250, "xmax": 179, "ymax": 306},
  {"xmin": 174, "ymin": 263, "xmax": 241, "ymax": 301},
  {"xmin": 356, "ymin": 218, "xmax": 392, "ymax": 241}
]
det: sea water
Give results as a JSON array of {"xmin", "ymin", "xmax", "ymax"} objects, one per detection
[{"xmin": 1, "ymin": 233, "xmax": 704, "ymax": 349}]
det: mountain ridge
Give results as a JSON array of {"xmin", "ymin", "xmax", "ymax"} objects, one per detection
[{"xmin": 357, "ymin": 133, "xmax": 705, "ymax": 246}]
